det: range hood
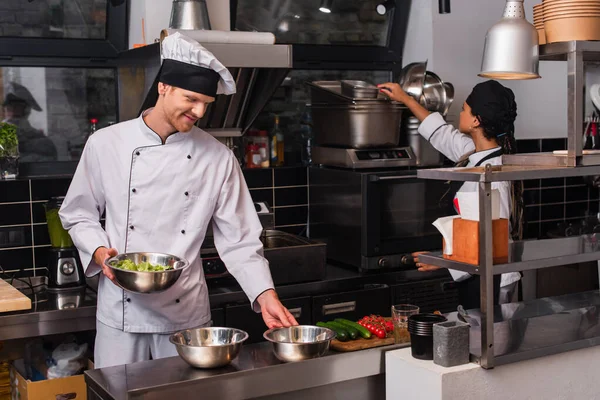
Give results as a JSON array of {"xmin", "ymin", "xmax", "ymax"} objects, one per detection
[{"xmin": 116, "ymin": 38, "xmax": 292, "ymax": 137}]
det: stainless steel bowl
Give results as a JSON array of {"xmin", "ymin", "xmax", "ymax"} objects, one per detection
[
  {"xmin": 263, "ymin": 325, "xmax": 336, "ymax": 362},
  {"xmin": 106, "ymin": 252, "xmax": 189, "ymax": 294},
  {"xmin": 399, "ymin": 61, "xmax": 428, "ymax": 100},
  {"xmin": 170, "ymin": 327, "xmax": 249, "ymax": 368}
]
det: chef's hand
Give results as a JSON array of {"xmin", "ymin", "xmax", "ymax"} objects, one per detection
[
  {"xmin": 377, "ymin": 82, "xmax": 413, "ymax": 104},
  {"xmin": 93, "ymin": 246, "xmax": 118, "ymax": 281},
  {"xmin": 413, "ymin": 251, "xmax": 441, "ymax": 272},
  {"xmin": 257, "ymin": 289, "xmax": 298, "ymax": 329}
]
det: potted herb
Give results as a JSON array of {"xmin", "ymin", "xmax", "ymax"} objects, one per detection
[{"xmin": 0, "ymin": 122, "xmax": 19, "ymax": 179}]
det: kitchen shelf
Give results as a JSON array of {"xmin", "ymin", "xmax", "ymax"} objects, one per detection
[
  {"xmin": 417, "ymin": 163, "xmax": 600, "ymax": 182},
  {"xmin": 540, "ymin": 40, "xmax": 600, "ymax": 62},
  {"xmin": 418, "ymin": 234, "xmax": 600, "ymax": 276}
]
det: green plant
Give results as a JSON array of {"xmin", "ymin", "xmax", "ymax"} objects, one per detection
[{"xmin": 0, "ymin": 122, "xmax": 18, "ymax": 157}]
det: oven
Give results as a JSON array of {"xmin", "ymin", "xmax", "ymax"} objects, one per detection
[{"xmin": 309, "ymin": 166, "xmax": 452, "ymax": 271}]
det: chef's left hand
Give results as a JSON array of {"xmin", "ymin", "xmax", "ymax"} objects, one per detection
[
  {"xmin": 257, "ymin": 289, "xmax": 299, "ymax": 329},
  {"xmin": 413, "ymin": 251, "xmax": 441, "ymax": 272}
]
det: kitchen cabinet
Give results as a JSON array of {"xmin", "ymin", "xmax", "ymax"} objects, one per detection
[
  {"xmin": 225, "ymin": 296, "xmax": 311, "ymax": 344},
  {"xmin": 312, "ymin": 284, "xmax": 390, "ymax": 323},
  {"xmin": 390, "ymin": 277, "xmax": 459, "ymax": 314}
]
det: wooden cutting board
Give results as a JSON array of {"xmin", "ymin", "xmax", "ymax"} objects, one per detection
[
  {"xmin": 0, "ymin": 279, "xmax": 31, "ymax": 313},
  {"xmin": 330, "ymin": 335, "xmax": 395, "ymax": 352}
]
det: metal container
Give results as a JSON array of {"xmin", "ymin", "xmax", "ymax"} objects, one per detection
[
  {"xmin": 340, "ymin": 80, "xmax": 379, "ymax": 99},
  {"xmin": 169, "ymin": 0, "xmax": 211, "ymax": 30},
  {"xmin": 263, "ymin": 325, "xmax": 336, "ymax": 362},
  {"xmin": 170, "ymin": 327, "xmax": 248, "ymax": 368},
  {"xmin": 106, "ymin": 252, "xmax": 190, "ymax": 294},
  {"xmin": 307, "ymin": 81, "xmax": 390, "ymax": 105},
  {"xmin": 421, "ymin": 71, "xmax": 446, "ymax": 115},
  {"xmin": 311, "ymin": 104, "xmax": 405, "ymax": 148},
  {"xmin": 398, "ymin": 61, "xmax": 428, "ymax": 100},
  {"xmin": 404, "ymin": 116, "xmax": 445, "ymax": 166}
]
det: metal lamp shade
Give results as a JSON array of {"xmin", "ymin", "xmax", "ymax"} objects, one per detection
[{"xmin": 479, "ymin": 0, "xmax": 540, "ymax": 80}]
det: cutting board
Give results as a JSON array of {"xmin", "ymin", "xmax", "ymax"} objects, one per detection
[
  {"xmin": 0, "ymin": 279, "xmax": 31, "ymax": 313},
  {"xmin": 330, "ymin": 335, "xmax": 395, "ymax": 352}
]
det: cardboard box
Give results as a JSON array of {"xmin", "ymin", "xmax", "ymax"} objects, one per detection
[
  {"xmin": 443, "ymin": 218, "xmax": 509, "ymax": 265},
  {"xmin": 10, "ymin": 359, "xmax": 93, "ymax": 400}
]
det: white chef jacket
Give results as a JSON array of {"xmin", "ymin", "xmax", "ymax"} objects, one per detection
[
  {"xmin": 418, "ymin": 112, "xmax": 520, "ymax": 288},
  {"xmin": 59, "ymin": 109, "xmax": 274, "ymax": 333}
]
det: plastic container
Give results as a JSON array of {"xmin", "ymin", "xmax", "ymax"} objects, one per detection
[
  {"xmin": 408, "ymin": 313, "xmax": 447, "ymax": 360},
  {"xmin": 44, "ymin": 197, "xmax": 74, "ymax": 248}
]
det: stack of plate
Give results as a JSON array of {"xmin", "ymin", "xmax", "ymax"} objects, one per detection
[
  {"xmin": 533, "ymin": 4, "xmax": 545, "ymax": 44},
  {"xmin": 542, "ymin": 0, "xmax": 600, "ymax": 43}
]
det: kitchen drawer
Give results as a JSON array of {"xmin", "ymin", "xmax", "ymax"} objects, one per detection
[
  {"xmin": 391, "ymin": 277, "xmax": 459, "ymax": 314},
  {"xmin": 225, "ymin": 296, "xmax": 312, "ymax": 344},
  {"xmin": 210, "ymin": 307, "xmax": 225, "ymax": 327},
  {"xmin": 312, "ymin": 284, "xmax": 390, "ymax": 323}
]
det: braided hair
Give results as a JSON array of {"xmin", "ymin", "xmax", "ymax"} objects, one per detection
[{"xmin": 466, "ymin": 80, "xmax": 524, "ymax": 240}]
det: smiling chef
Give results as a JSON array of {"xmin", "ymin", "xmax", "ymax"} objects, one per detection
[{"xmin": 59, "ymin": 32, "xmax": 298, "ymax": 368}]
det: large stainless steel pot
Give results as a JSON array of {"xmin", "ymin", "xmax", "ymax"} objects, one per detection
[
  {"xmin": 404, "ymin": 116, "xmax": 445, "ymax": 166},
  {"xmin": 311, "ymin": 104, "xmax": 405, "ymax": 148}
]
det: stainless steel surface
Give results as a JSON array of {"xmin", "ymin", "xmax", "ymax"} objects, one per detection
[
  {"xmin": 263, "ymin": 325, "xmax": 336, "ymax": 362},
  {"xmin": 106, "ymin": 252, "xmax": 190, "ymax": 294},
  {"xmin": 479, "ymin": 180, "xmax": 495, "ymax": 368},
  {"xmin": 503, "ymin": 152, "xmax": 600, "ymax": 167},
  {"xmin": 116, "ymin": 42, "xmax": 291, "ymax": 137},
  {"xmin": 417, "ymin": 163, "xmax": 600, "ymax": 182},
  {"xmin": 307, "ymin": 81, "xmax": 391, "ymax": 104},
  {"xmin": 311, "ymin": 104, "xmax": 405, "ymax": 149},
  {"xmin": 539, "ymin": 40, "xmax": 600, "ymax": 62},
  {"xmin": 567, "ymin": 49, "xmax": 584, "ymax": 166},
  {"xmin": 441, "ymin": 82, "xmax": 455, "ymax": 117},
  {"xmin": 169, "ymin": 0, "xmax": 211, "ymax": 30},
  {"xmin": 420, "ymin": 71, "xmax": 446, "ymax": 114},
  {"xmin": 312, "ymin": 146, "xmax": 416, "ymax": 169},
  {"xmin": 170, "ymin": 327, "xmax": 249, "ymax": 368},
  {"xmin": 340, "ymin": 80, "xmax": 378, "ymax": 99},
  {"xmin": 479, "ymin": 0, "xmax": 540, "ymax": 80},
  {"xmin": 420, "ymin": 234, "xmax": 600, "ymax": 276},
  {"xmin": 84, "ymin": 340, "xmax": 407, "ymax": 400},
  {"xmin": 0, "ymin": 276, "xmax": 96, "ymax": 341},
  {"xmin": 445, "ymin": 290, "xmax": 600, "ymax": 367},
  {"xmin": 404, "ymin": 115, "xmax": 444, "ymax": 167},
  {"xmin": 201, "ymin": 230, "xmax": 327, "ymax": 285},
  {"xmin": 398, "ymin": 61, "xmax": 427, "ymax": 100}
]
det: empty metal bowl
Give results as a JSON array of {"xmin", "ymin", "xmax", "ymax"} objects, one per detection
[
  {"xmin": 170, "ymin": 327, "xmax": 249, "ymax": 368},
  {"xmin": 263, "ymin": 325, "xmax": 336, "ymax": 362},
  {"xmin": 106, "ymin": 252, "xmax": 189, "ymax": 294}
]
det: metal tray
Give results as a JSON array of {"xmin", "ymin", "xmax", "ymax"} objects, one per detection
[{"xmin": 307, "ymin": 81, "xmax": 393, "ymax": 105}]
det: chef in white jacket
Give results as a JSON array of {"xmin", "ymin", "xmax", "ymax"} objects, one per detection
[
  {"xmin": 378, "ymin": 80, "xmax": 522, "ymax": 308},
  {"xmin": 59, "ymin": 32, "xmax": 297, "ymax": 368}
]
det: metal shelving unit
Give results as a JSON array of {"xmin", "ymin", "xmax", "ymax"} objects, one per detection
[
  {"xmin": 503, "ymin": 41, "xmax": 600, "ymax": 167},
  {"xmin": 417, "ymin": 163, "xmax": 600, "ymax": 369}
]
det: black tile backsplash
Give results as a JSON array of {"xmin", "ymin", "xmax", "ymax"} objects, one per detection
[
  {"xmin": 242, "ymin": 168, "xmax": 272, "ymax": 189},
  {"xmin": 0, "ymin": 181, "xmax": 29, "ymax": 203},
  {"xmin": 274, "ymin": 167, "xmax": 307, "ymax": 187},
  {"xmin": 0, "ymin": 166, "xmax": 310, "ymax": 277},
  {"xmin": 0, "ymin": 226, "xmax": 31, "ymax": 249},
  {"xmin": 517, "ymin": 138, "xmax": 600, "ymax": 239},
  {"xmin": 249, "ymin": 188, "xmax": 274, "ymax": 206},
  {"xmin": 31, "ymin": 178, "xmax": 72, "ymax": 201},
  {"xmin": 275, "ymin": 187, "xmax": 308, "ymax": 207},
  {"xmin": 566, "ymin": 186, "xmax": 588, "ymax": 203},
  {"xmin": 0, "ymin": 203, "xmax": 31, "ymax": 226},
  {"xmin": 0, "ymin": 247, "xmax": 34, "ymax": 272},
  {"xmin": 274, "ymin": 206, "xmax": 308, "ymax": 226}
]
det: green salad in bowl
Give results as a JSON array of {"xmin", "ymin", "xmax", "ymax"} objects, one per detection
[{"xmin": 113, "ymin": 259, "xmax": 173, "ymax": 272}]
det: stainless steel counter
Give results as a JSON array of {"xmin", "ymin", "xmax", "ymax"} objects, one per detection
[
  {"xmin": 447, "ymin": 290, "xmax": 600, "ymax": 367},
  {"xmin": 0, "ymin": 266, "xmax": 448, "ymax": 342},
  {"xmin": 85, "ymin": 341, "xmax": 407, "ymax": 400}
]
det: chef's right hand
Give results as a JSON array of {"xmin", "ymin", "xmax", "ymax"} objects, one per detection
[
  {"xmin": 93, "ymin": 246, "xmax": 118, "ymax": 281},
  {"xmin": 377, "ymin": 82, "xmax": 413, "ymax": 104}
]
